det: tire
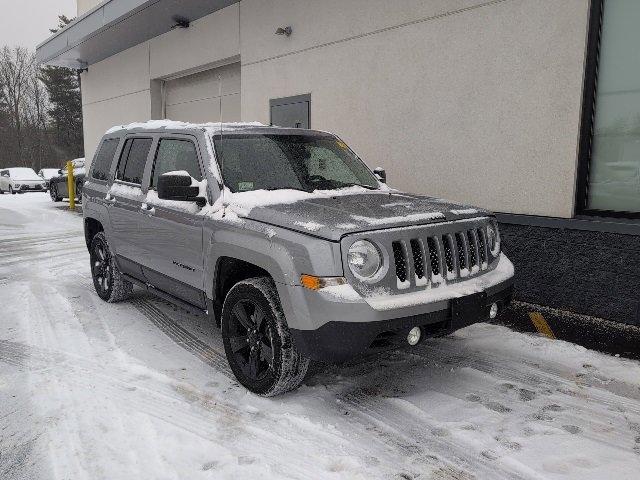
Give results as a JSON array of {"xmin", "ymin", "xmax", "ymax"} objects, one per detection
[
  {"xmin": 221, "ymin": 277, "xmax": 309, "ymax": 396},
  {"xmin": 90, "ymin": 232, "xmax": 133, "ymax": 303},
  {"xmin": 76, "ymin": 182, "xmax": 83, "ymax": 203},
  {"xmin": 9, "ymin": 186, "xmax": 16, "ymax": 195},
  {"xmin": 49, "ymin": 184, "xmax": 62, "ymax": 202}
]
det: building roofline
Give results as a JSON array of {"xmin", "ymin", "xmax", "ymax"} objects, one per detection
[{"xmin": 36, "ymin": 0, "xmax": 238, "ymax": 69}]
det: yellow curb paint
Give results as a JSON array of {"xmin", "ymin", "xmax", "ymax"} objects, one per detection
[{"xmin": 529, "ymin": 312, "xmax": 556, "ymax": 339}]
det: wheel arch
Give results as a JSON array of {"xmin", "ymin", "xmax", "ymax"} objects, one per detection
[{"xmin": 84, "ymin": 217, "xmax": 104, "ymax": 250}]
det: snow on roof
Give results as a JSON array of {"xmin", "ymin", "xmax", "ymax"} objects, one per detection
[{"xmin": 105, "ymin": 120, "xmax": 266, "ymax": 135}]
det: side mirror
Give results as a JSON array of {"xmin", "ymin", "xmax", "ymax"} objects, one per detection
[
  {"xmin": 157, "ymin": 173, "xmax": 203, "ymax": 204},
  {"xmin": 58, "ymin": 169, "xmax": 63, "ymax": 175},
  {"xmin": 373, "ymin": 167, "xmax": 387, "ymax": 183}
]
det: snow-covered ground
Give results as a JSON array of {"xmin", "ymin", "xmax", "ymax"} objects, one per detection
[{"xmin": 1, "ymin": 193, "xmax": 640, "ymax": 480}]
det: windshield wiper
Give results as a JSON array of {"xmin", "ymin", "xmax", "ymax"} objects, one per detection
[{"xmin": 342, "ymin": 183, "xmax": 378, "ymax": 190}]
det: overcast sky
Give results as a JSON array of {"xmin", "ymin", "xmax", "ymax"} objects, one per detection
[{"xmin": 0, "ymin": 0, "xmax": 76, "ymax": 51}]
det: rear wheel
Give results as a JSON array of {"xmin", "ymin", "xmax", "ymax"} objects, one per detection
[
  {"xmin": 90, "ymin": 232, "xmax": 133, "ymax": 303},
  {"xmin": 76, "ymin": 181, "xmax": 83, "ymax": 203},
  {"xmin": 222, "ymin": 277, "xmax": 309, "ymax": 396},
  {"xmin": 49, "ymin": 184, "xmax": 62, "ymax": 202}
]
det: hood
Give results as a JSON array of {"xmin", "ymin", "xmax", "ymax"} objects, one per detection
[{"xmin": 244, "ymin": 191, "xmax": 490, "ymax": 241}]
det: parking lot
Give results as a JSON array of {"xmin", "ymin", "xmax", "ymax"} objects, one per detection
[{"xmin": 2, "ymin": 193, "xmax": 640, "ymax": 480}]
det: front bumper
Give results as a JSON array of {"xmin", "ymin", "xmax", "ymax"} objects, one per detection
[
  {"xmin": 284, "ymin": 253, "xmax": 515, "ymax": 363},
  {"xmin": 289, "ymin": 277, "xmax": 513, "ymax": 363},
  {"xmin": 19, "ymin": 183, "xmax": 45, "ymax": 192}
]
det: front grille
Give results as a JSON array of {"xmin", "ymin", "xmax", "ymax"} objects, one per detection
[
  {"xmin": 392, "ymin": 241, "xmax": 408, "ymax": 284},
  {"xmin": 410, "ymin": 239, "xmax": 425, "ymax": 279},
  {"xmin": 388, "ymin": 224, "xmax": 491, "ymax": 289}
]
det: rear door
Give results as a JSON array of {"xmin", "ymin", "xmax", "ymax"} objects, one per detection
[
  {"xmin": 137, "ymin": 135, "xmax": 206, "ymax": 308},
  {"xmin": 108, "ymin": 136, "xmax": 154, "ymax": 279}
]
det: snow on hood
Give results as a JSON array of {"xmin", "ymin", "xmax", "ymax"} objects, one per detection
[
  {"xmin": 217, "ymin": 186, "xmax": 489, "ymax": 241},
  {"xmin": 8, "ymin": 168, "xmax": 42, "ymax": 181}
]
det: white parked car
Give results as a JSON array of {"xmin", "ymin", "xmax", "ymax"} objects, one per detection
[
  {"xmin": 38, "ymin": 168, "xmax": 62, "ymax": 191},
  {"xmin": 0, "ymin": 168, "xmax": 48, "ymax": 194}
]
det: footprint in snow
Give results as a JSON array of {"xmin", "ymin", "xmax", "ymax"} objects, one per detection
[
  {"xmin": 485, "ymin": 401, "xmax": 511, "ymax": 413},
  {"xmin": 562, "ymin": 425, "xmax": 582, "ymax": 435},
  {"xmin": 519, "ymin": 388, "xmax": 537, "ymax": 401}
]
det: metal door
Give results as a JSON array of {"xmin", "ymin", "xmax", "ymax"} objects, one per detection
[{"xmin": 270, "ymin": 94, "xmax": 310, "ymax": 128}]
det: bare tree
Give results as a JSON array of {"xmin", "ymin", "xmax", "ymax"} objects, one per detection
[{"xmin": 0, "ymin": 46, "xmax": 35, "ymax": 165}]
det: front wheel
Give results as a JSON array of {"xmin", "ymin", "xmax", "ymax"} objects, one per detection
[
  {"xmin": 222, "ymin": 277, "xmax": 309, "ymax": 396},
  {"xmin": 49, "ymin": 184, "xmax": 62, "ymax": 202},
  {"xmin": 9, "ymin": 186, "xmax": 16, "ymax": 195},
  {"xmin": 90, "ymin": 232, "xmax": 133, "ymax": 303}
]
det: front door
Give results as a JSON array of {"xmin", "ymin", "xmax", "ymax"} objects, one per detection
[
  {"xmin": 107, "ymin": 136, "xmax": 153, "ymax": 279},
  {"xmin": 137, "ymin": 136, "xmax": 206, "ymax": 308}
]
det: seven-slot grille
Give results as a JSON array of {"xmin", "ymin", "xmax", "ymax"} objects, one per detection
[{"xmin": 391, "ymin": 226, "xmax": 490, "ymax": 288}]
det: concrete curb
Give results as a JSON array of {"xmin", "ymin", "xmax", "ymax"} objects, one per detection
[{"xmin": 496, "ymin": 300, "xmax": 640, "ymax": 360}]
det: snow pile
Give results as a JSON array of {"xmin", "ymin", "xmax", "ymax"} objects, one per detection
[
  {"xmin": 294, "ymin": 221, "xmax": 325, "ymax": 232},
  {"xmin": 352, "ymin": 211, "xmax": 445, "ymax": 226},
  {"xmin": 108, "ymin": 182, "xmax": 143, "ymax": 199},
  {"xmin": 451, "ymin": 208, "xmax": 479, "ymax": 215},
  {"xmin": 221, "ymin": 185, "xmax": 377, "ymax": 217},
  {"xmin": 106, "ymin": 120, "xmax": 265, "ymax": 135}
]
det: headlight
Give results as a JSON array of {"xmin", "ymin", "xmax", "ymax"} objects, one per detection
[
  {"xmin": 486, "ymin": 223, "xmax": 501, "ymax": 257},
  {"xmin": 348, "ymin": 240, "xmax": 382, "ymax": 279}
]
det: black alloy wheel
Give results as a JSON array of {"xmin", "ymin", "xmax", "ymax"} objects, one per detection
[
  {"xmin": 226, "ymin": 299, "xmax": 275, "ymax": 382},
  {"xmin": 50, "ymin": 184, "xmax": 61, "ymax": 202},
  {"xmin": 91, "ymin": 238, "xmax": 113, "ymax": 300}
]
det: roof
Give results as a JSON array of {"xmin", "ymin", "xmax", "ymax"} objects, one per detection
[
  {"xmin": 104, "ymin": 120, "xmax": 332, "ymax": 137},
  {"xmin": 36, "ymin": 0, "xmax": 238, "ymax": 69}
]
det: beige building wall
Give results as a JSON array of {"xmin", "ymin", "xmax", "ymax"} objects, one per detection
[
  {"xmin": 241, "ymin": 0, "xmax": 590, "ymax": 218},
  {"xmin": 80, "ymin": 3, "xmax": 240, "ymax": 166},
  {"xmin": 79, "ymin": 0, "xmax": 590, "ymax": 218}
]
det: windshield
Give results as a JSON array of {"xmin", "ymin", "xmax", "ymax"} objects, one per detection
[
  {"xmin": 212, "ymin": 134, "xmax": 379, "ymax": 193},
  {"xmin": 8, "ymin": 168, "xmax": 41, "ymax": 180}
]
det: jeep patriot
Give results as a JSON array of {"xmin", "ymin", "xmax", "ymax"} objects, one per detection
[{"xmin": 82, "ymin": 121, "xmax": 514, "ymax": 396}]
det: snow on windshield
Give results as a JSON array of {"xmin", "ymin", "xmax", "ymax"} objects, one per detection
[{"xmin": 8, "ymin": 168, "xmax": 41, "ymax": 180}]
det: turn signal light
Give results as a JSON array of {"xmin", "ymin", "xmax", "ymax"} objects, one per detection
[{"xmin": 300, "ymin": 275, "xmax": 346, "ymax": 291}]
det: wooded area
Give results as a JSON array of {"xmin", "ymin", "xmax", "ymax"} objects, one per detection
[{"xmin": 0, "ymin": 16, "xmax": 83, "ymax": 171}]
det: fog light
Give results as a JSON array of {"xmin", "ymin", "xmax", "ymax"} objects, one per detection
[
  {"xmin": 407, "ymin": 327, "xmax": 422, "ymax": 346},
  {"xmin": 489, "ymin": 303, "xmax": 499, "ymax": 319}
]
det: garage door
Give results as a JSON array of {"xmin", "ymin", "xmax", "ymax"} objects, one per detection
[{"xmin": 164, "ymin": 62, "xmax": 240, "ymax": 123}]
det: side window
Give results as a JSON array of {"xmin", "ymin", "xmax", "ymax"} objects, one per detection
[
  {"xmin": 151, "ymin": 139, "xmax": 202, "ymax": 189},
  {"xmin": 115, "ymin": 138, "xmax": 153, "ymax": 184},
  {"xmin": 91, "ymin": 138, "xmax": 120, "ymax": 181}
]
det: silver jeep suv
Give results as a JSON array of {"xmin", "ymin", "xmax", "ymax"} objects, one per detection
[{"xmin": 82, "ymin": 121, "xmax": 514, "ymax": 396}]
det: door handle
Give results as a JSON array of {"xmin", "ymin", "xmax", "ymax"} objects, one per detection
[{"xmin": 104, "ymin": 194, "xmax": 116, "ymax": 204}]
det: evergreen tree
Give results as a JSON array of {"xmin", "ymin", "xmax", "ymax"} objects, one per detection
[{"xmin": 40, "ymin": 15, "xmax": 84, "ymax": 159}]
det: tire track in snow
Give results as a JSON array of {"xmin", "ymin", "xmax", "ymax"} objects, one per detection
[
  {"xmin": 0, "ymin": 339, "xmax": 383, "ymax": 480},
  {"xmin": 129, "ymin": 298, "xmax": 530, "ymax": 478},
  {"xmin": 131, "ymin": 299, "xmax": 233, "ymax": 377}
]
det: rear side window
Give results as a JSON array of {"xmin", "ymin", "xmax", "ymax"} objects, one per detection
[
  {"xmin": 150, "ymin": 139, "xmax": 202, "ymax": 189},
  {"xmin": 91, "ymin": 139, "xmax": 120, "ymax": 181},
  {"xmin": 116, "ymin": 138, "xmax": 153, "ymax": 184}
]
